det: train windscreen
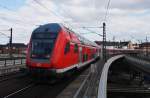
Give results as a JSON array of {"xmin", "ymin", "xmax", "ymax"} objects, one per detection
[
  {"xmin": 30, "ymin": 33, "xmax": 57, "ymax": 60},
  {"xmin": 32, "ymin": 33, "xmax": 57, "ymax": 39}
]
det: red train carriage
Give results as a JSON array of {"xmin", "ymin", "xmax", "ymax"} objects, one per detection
[
  {"xmin": 106, "ymin": 48, "xmax": 141, "ymax": 56},
  {"xmin": 26, "ymin": 23, "xmax": 99, "ymax": 75}
]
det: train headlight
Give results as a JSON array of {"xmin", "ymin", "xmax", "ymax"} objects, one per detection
[
  {"xmin": 37, "ymin": 63, "xmax": 41, "ymax": 67},
  {"xmin": 45, "ymin": 55, "xmax": 50, "ymax": 58}
]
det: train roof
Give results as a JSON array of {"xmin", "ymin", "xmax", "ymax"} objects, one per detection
[
  {"xmin": 75, "ymin": 33, "xmax": 99, "ymax": 47},
  {"xmin": 64, "ymin": 26, "xmax": 99, "ymax": 47},
  {"xmin": 33, "ymin": 23, "xmax": 62, "ymax": 33},
  {"xmin": 33, "ymin": 23, "xmax": 99, "ymax": 48}
]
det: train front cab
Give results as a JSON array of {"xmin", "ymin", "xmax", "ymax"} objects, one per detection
[{"xmin": 26, "ymin": 23, "xmax": 64, "ymax": 75}]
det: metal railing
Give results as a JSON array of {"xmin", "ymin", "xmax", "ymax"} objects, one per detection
[
  {"xmin": 0, "ymin": 57, "xmax": 26, "ymax": 76},
  {"xmin": 0, "ymin": 57, "xmax": 26, "ymax": 66},
  {"xmin": 125, "ymin": 53, "xmax": 150, "ymax": 63},
  {"xmin": 74, "ymin": 59, "xmax": 105, "ymax": 98},
  {"xmin": 98, "ymin": 55, "xmax": 124, "ymax": 98},
  {"xmin": 0, "ymin": 65, "xmax": 26, "ymax": 76},
  {"xmin": 74, "ymin": 54, "xmax": 147, "ymax": 98}
]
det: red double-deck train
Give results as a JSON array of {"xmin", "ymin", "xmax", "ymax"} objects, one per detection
[{"xmin": 26, "ymin": 23, "xmax": 100, "ymax": 76}]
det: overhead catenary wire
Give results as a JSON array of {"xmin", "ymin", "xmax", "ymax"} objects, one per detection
[
  {"xmin": 0, "ymin": 15, "xmax": 27, "ymax": 25},
  {"xmin": 33, "ymin": 0, "xmax": 60, "ymax": 17},
  {"xmin": 0, "ymin": 1, "xmax": 70, "ymax": 44},
  {"xmin": 0, "ymin": 1, "xmax": 69, "ymax": 27},
  {"xmin": 76, "ymin": 0, "xmax": 112, "ymax": 34},
  {"xmin": 0, "ymin": 32, "xmax": 10, "ymax": 38},
  {"xmin": 104, "ymin": 0, "xmax": 111, "ymax": 22},
  {"xmin": 81, "ymin": 27, "xmax": 103, "ymax": 36},
  {"xmin": 47, "ymin": 1, "xmax": 75, "ymax": 23},
  {"xmin": 0, "ymin": 15, "xmax": 33, "ymax": 28},
  {"xmin": 0, "ymin": 4, "xmax": 13, "ymax": 11},
  {"xmin": 0, "ymin": 3, "xmax": 40, "ymax": 26},
  {"xmin": 0, "ymin": 0, "xmax": 112, "ymax": 44},
  {"xmin": 35, "ymin": 0, "xmax": 96, "ymax": 30},
  {"xmin": 33, "ymin": 0, "xmax": 67, "ymax": 25},
  {"xmin": 0, "ymin": 29, "xmax": 10, "ymax": 31},
  {"xmin": 33, "ymin": 0, "xmax": 79, "ymax": 30},
  {"xmin": 0, "ymin": 15, "xmax": 40, "ymax": 30},
  {"xmin": 0, "ymin": 2, "xmax": 49, "ymax": 44},
  {"xmin": 80, "ymin": 32, "xmax": 103, "ymax": 37}
]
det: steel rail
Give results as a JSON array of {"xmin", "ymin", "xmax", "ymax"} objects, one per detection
[
  {"xmin": 73, "ymin": 72, "xmax": 91, "ymax": 98},
  {"xmin": 3, "ymin": 83, "xmax": 35, "ymax": 98},
  {"xmin": 0, "ymin": 71, "xmax": 27, "ymax": 83}
]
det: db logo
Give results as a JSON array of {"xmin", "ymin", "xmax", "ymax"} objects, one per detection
[{"xmin": 37, "ymin": 63, "xmax": 41, "ymax": 67}]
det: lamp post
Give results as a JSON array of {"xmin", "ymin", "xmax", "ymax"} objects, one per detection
[
  {"xmin": 9, "ymin": 28, "xmax": 13, "ymax": 57},
  {"xmin": 146, "ymin": 36, "xmax": 148, "ymax": 57},
  {"xmin": 102, "ymin": 22, "xmax": 106, "ymax": 61}
]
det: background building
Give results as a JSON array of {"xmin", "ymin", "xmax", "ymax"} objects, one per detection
[
  {"xmin": 0, "ymin": 43, "xmax": 27, "ymax": 54},
  {"xmin": 95, "ymin": 41, "xmax": 133, "ymax": 49}
]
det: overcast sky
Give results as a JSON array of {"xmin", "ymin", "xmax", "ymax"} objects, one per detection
[{"xmin": 0, "ymin": 0, "xmax": 150, "ymax": 44}]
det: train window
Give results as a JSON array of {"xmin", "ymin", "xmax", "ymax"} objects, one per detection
[
  {"xmin": 64, "ymin": 42, "xmax": 70, "ymax": 54},
  {"xmin": 74, "ymin": 44, "xmax": 78, "ymax": 53},
  {"xmin": 31, "ymin": 40, "xmax": 54, "ymax": 59},
  {"xmin": 32, "ymin": 33, "xmax": 57, "ymax": 39},
  {"xmin": 83, "ymin": 54, "xmax": 88, "ymax": 61},
  {"xmin": 82, "ymin": 54, "xmax": 86, "ymax": 62},
  {"xmin": 86, "ymin": 54, "xmax": 88, "ymax": 60}
]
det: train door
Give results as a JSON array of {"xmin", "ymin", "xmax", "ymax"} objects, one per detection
[{"xmin": 79, "ymin": 46, "xmax": 82, "ymax": 63}]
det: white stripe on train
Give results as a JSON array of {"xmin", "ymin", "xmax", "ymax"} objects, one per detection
[{"xmin": 56, "ymin": 58, "xmax": 95, "ymax": 73}]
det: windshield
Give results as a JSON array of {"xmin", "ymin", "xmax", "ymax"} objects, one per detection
[
  {"xmin": 32, "ymin": 33, "xmax": 57, "ymax": 39},
  {"xmin": 30, "ymin": 32, "xmax": 58, "ymax": 60}
]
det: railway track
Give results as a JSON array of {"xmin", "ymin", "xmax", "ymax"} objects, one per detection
[
  {"xmin": 0, "ymin": 73, "xmax": 33, "ymax": 98},
  {"xmin": 107, "ymin": 56, "xmax": 150, "ymax": 98},
  {"xmin": 0, "ymin": 67, "xmax": 29, "ymax": 83},
  {"xmin": 3, "ymin": 79, "xmax": 74, "ymax": 98},
  {"xmin": 108, "ymin": 85, "xmax": 150, "ymax": 98},
  {"xmin": 0, "ymin": 75, "xmax": 86, "ymax": 98},
  {"xmin": 3, "ymin": 83, "xmax": 35, "ymax": 98},
  {"xmin": 0, "ymin": 63, "xmax": 92, "ymax": 98}
]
